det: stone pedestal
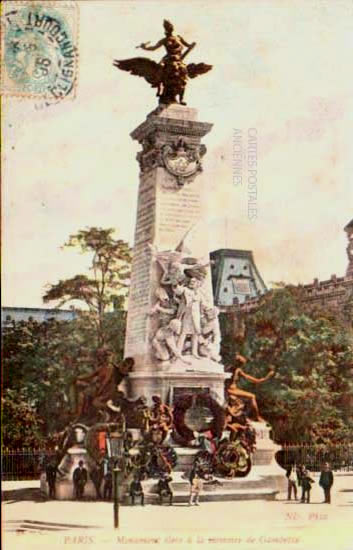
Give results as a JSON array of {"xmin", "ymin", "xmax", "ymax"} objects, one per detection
[
  {"xmin": 127, "ymin": 358, "xmax": 228, "ymax": 405},
  {"xmin": 125, "ymin": 104, "xmax": 227, "ymax": 404},
  {"xmin": 135, "ymin": 422, "xmax": 285, "ymax": 503},
  {"xmin": 40, "ymin": 473, "xmax": 98, "ymax": 500},
  {"xmin": 40, "ymin": 446, "xmax": 97, "ymax": 500},
  {"xmin": 120, "ymin": 104, "xmax": 285, "ymax": 503}
]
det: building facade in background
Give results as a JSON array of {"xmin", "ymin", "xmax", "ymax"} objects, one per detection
[
  {"xmin": 345, "ymin": 219, "xmax": 353, "ymax": 278},
  {"xmin": 210, "ymin": 249, "xmax": 267, "ymax": 308},
  {"xmin": 234, "ymin": 220, "xmax": 353, "ymax": 327},
  {"xmin": 1, "ymin": 307, "xmax": 76, "ymax": 327}
]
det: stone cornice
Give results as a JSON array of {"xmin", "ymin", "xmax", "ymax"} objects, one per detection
[{"xmin": 131, "ymin": 116, "xmax": 213, "ymax": 142}]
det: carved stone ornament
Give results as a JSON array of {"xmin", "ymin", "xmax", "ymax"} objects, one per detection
[
  {"xmin": 136, "ymin": 147, "xmax": 163, "ymax": 173},
  {"xmin": 162, "ymin": 138, "xmax": 206, "ymax": 187}
]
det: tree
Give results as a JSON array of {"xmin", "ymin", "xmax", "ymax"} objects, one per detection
[
  {"xmin": 220, "ymin": 287, "xmax": 353, "ymax": 444},
  {"xmin": 2, "ymin": 228, "xmax": 132, "ymax": 443},
  {"xmin": 43, "ymin": 227, "xmax": 131, "ymax": 347},
  {"xmin": 2, "ymin": 308, "xmax": 129, "ymax": 442},
  {"xmin": 2, "ymin": 389, "xmax": 44, "ymax": 448},
  {"xmin": 2, "ymin": 318, "xmax": 86, "ymax": 437}
]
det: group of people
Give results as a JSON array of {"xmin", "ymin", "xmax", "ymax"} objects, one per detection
[
  {"xmin": 286, "ymin": 463, "xmax": 334, "ymax": 504},
  {"xmin": 129, "ymin": 472, "xmax": 173, "ymax": 506},
  {"xmin": 59, "ymin": 463, "xmax": 174, "ymax": 506},
  {"xmin": 131, "ymin": 458, "xmax": 218, "ymax": 507},
  {"xmin": 46, "ymin": 458, "xmax": 113, "ymax": 501}
]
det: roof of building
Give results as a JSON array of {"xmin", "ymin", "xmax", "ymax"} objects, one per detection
[
  {"xmin": 210, "ymin": 249, "xmax": 254, "ymax": 260},
  {"xmin": 2, "ymin": 306, "xmax": 74, "ymax": 313}
]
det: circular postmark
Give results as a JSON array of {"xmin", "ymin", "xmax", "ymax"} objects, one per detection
[{"xmin": 2, "ymin": 2, "xmax": 78, "ymax": 101}]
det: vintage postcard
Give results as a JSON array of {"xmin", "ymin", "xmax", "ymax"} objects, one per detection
[{"xmin": 2, "ymin": 1, "xmax": 353, "ymax": 550}]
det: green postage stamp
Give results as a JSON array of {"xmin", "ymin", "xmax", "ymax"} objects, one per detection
[{"xmin": 1, "ymin": 1, "xmax": 79, "ymax": 100}]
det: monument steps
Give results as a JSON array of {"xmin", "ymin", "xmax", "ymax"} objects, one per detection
[
  {"xmin": 136, "ymin": 469, "xmax": 284, "ymax": 495},
  {"xmin": 124, "ymin": 487, "xmax": 279, "ymax": 504}
]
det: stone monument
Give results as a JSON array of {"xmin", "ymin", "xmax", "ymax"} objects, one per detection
[
  {"xmin": 124, "ymin": 104, "xmax": 227, "ymax": 406},
  {"xmin": 42, "ymin": 20, "xmax": 285, "ymax": 501},
  {"xmin": 113, "ymin": 18, "xmax": 225, "ymax": 406},
  {"xmin": 113, "ymin": 21, "xmax": 285, "ymax": 501}
]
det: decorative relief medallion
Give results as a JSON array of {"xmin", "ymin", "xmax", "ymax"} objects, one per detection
[
  {"xmin": 162, "ymin": 138, "xmax": 205, "ymax": 187},
  {"xmin": 136, "ymin": 134, "xmax": 206, "ymax": 188}
]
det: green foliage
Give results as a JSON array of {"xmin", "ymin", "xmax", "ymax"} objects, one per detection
[
  {"xmin": 3, "ymin": 228, "xmax": 130, "ymax": 445},
  {"xmin": 3, "ymin": 318, "xmax": 83, "ymax": 436},
  {"xmin": 43, "ymin": 227, "xmax": 131, "ymax": 347},
  {"xmin": 221, "ymin": 287, "xmax": 353, "ymax": 444},
  {"xmin": 2, "ymin": 312, "xmax": 127, "ymax": 443},
  {"xmin": 2, "ymin": 389, "xmax": 44, "ymax": 448}
]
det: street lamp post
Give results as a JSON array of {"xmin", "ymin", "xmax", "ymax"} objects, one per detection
[
  {"xmin": 113, "ymin": 463, "xmax": 121, "ymax": 529},
  {"xmin": 107, "ymin": 433, "xmax": 124, "ymax": 529}
]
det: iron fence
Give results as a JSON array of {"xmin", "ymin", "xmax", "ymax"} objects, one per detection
[
  {"xmin": 2, "ymin": 444, "xmax": 353, "ymax": 480},
  {"xmin": 1, "ymin": 448, "xmax": 57, "ymax": 481},
  {"xmin": 276, "ymin": 444, "xmax": 353, "ymax": 472}
]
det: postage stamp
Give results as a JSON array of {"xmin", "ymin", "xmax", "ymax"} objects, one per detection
[{"xmin": 1, "ymin": 1, "xmax": 79, "ymax": 101}]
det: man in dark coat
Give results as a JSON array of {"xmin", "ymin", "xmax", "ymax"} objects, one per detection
[
  {"xmin": 319, "ymin": 462, "xmax": 334, "ymax": 503},
  {"xmin": 90, "ymin": 461, "xmax": 104, "ymax": 499},
  {"xmin": 130, "ymin": 474, "xmax": 144, "ymax": 506},
  {"xmin": 157, "ymin": 473, "xmax": 173, "ymax": 505},
  {"xmin": 286, "ymin": 465, "xmax": 298, "ymax": 501},
  {"xmin": 300, "ymin": 468, "xmax": 315, "ymax": 503},
  {"xmin": 73, "ymin": 460, "xmax": 88, "ymax": 500},
  {"xmin": 45, "ymin": 460, "xmax": 57, "ymax": 499}
]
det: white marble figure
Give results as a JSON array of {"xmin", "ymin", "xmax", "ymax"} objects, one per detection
[
  {"xmin": 151, "ymin": 318, "xmax": 191, "ymax": 365},
  {"xmin": 150, "ymin": 286, "xmax": 177, "ymax": 318},
  {"xmin": 150, "ymin": 242, "xmax": 221, "ymax": 362},
  {"xmin": 174, "ymin": 277, "xmax": 208, "ymax": 358},
  {"xmin": 199, "ymin": 306, "xmax": 221, "ymax": 362}
]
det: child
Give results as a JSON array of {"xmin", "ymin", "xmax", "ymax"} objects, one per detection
[{"xmin": 189, "ymin": 464, "xmax": 203, "ymax": 506}]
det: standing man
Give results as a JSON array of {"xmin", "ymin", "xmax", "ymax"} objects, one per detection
[
  {"xmin": 90, "ymin": 461, "xmax": 104, "ymax": 500},
  {"xmin": 319, "ymin": 462, "xmax": 334, "ymax": 503},
  {"xmin": 296, "ymin": 464, "xmax": 305, "ymax": 502},
  {"xmin": 301, "ymin": 468, "xmax": 315, "ymax": 503},
  {"xmin": 45, "ymin": 459, "xmax": 57, "ymax": 499},
  {"xmin": 73, "ymin": 460, "xmax": 88, "ymax": 500},
  {"xmin": 286, "ymin": 465, "xmax": 298, "ymax": 501}
]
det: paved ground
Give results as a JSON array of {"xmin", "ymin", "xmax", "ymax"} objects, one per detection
[{"xmin": 2, "ymin": 473, "xmax": 353, "ymax": 550}]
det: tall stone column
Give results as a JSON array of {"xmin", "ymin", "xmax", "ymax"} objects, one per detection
[{"xmin": 124, "ymin": 104, "xmax": 227, "ymax": 404}]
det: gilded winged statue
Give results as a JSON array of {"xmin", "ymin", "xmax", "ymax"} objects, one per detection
[{"xmin": 113, "ymin": 20, "xmax": 212, "ymax": 105}]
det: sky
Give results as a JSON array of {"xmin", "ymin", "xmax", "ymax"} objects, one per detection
[{"xmin": 2, "ymin": 0, "xmax": 353, "ymax": 308}]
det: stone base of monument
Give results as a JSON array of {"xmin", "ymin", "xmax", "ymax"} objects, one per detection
[
  {"xmin": 124, "ymin": 422, "xmax": 286, "ymax": 504},
  {"xmin": 129, "ymin": 467, "xmax": 283, "ymax": 504},
  {"xmin": 40, "ymin": 446, "xmax": 98, "ymax": 500},
  {"xmin": 40, "ymin": 423, "xmax": 285, "ymax": 503},
  {"xmin": 40, "ymin": 473, "xmax": 98, "ymax": 500},
  {"xmin": 127, "ymin": 358, "xmax": 229, "ymax": 405}
]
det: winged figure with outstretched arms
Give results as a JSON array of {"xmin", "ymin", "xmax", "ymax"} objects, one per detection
[{"xmin": 113, "ymin": 19, "xmax": 212, "ymax": 105}]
